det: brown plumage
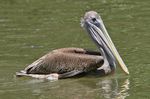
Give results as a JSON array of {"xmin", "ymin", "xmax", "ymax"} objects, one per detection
[
  {"xmin": 25, "ymin": 48, "xmax": 103, "ymax": 74},
  {"xmin": 16, "ymin": 48, "xmax": 104, "ymax": 79}
]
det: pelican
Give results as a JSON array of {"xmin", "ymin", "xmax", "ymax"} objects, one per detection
[{"xmin": 16, "ymin": 11, "xmax": 129, "ymax": 80}]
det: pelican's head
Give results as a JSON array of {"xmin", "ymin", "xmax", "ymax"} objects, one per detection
[{"xmin": 81, "ymin": 11, "xmax": 129, "ymax": 75}]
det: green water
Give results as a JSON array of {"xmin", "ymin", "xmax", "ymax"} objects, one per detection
[{"xmin": 0, "ymin": 0, "xmax": 150, "ymax": 99}]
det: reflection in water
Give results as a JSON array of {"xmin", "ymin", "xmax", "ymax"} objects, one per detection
[
  {"xmin": 0, "ymin": 76, "xmax": 130, "ymax": 99},
  {"xmin": 27, "ymin": 77, "xmax": 130, "ymax": 99},
  {"xmin": 97, "ymin": 78, "xmax": 130, "ymax": 99},
  {"xmin": 119, "ymin": 79, "xmax": 130, "ymax": 99}
]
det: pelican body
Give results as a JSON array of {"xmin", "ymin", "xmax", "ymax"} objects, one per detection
[{"xmin": 16, "ymin": 11, "xmax": 129, "ymax": 80}]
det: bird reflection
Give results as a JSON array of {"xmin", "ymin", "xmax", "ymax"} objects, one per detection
[
  {"xmin": 27, "ymin": 77, "xmax": 130, "ymax": 99},
  {"xmin": 96, "ymin": 78, "xmax": 130, "ymax": 99}
]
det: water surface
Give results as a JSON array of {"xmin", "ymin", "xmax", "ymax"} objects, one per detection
[{"xmin": 0, "ymin": 0, "xmax": 150, "ymax": 99}]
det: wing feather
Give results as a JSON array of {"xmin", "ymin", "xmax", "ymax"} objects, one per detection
[{"xmin": 24, "ymin": 48, "xmax": 103, "ymax": 74}]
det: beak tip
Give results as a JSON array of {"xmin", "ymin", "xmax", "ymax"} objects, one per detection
[
  {"xmin": 126, "ymin": 71, "xmax": 129, "ymax": 75},
  {"xmin": 120, "ymin": 64, "xmax": 129, "ymax": 75},
  {"xmin": 124, "ymin": 69, "xmax": 129, "ymax": 75}
]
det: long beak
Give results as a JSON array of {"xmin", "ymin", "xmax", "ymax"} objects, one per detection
[{"xmin": 85, "ymin": 20, "xmax": 129, "ymax": 75}]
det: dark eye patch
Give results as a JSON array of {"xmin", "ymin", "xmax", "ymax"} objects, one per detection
[{"xmin": 92, "ymin": 18, "xmax": 96, "ymax": 22}]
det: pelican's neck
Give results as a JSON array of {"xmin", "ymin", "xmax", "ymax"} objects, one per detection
[
  {"xmin": 98, "ymin": 46, "xmax": 116, "ymax": 74},
  {"xmin": 83, "ymin": 21, "xmax": 116, "ymax": 74}
]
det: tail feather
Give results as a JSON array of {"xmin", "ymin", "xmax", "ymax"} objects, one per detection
[{"xmin": 16, "ymin": 70, "xmax": 28, "ymax": 77}]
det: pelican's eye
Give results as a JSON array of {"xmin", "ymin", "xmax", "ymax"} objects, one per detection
[{"xmin": 92, "ymin": 18, "xmax": 96, "ymax": 22}]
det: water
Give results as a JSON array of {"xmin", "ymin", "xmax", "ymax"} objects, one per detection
[{"xmin": 0, "ymin": 0, "xmax": 150, "ymax": 99}]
